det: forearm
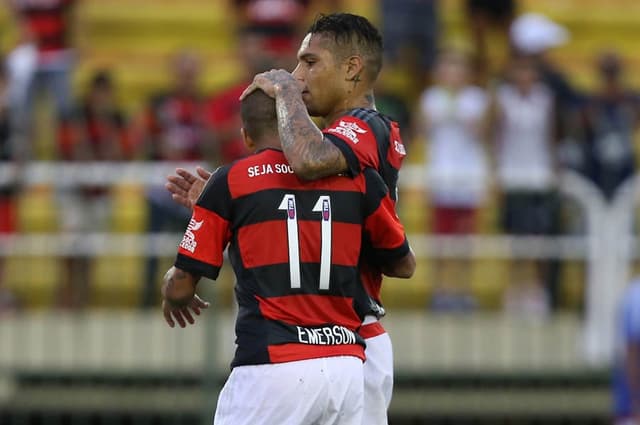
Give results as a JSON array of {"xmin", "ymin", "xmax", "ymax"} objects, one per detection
[
  {"xmin": 276, "ymin": 86, "xmax": 347, "ymax": 180},
  {"xmin": 162, "ymin": 266, "xmax": 200, "ymax": 308}
]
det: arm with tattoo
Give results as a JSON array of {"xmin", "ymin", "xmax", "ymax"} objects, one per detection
[
  {"xmin": 275, "ymin": 84, "xmax": 348, "ymax": 180},
  {"xmin": 240, "ymin": 69, "xmax": 350, "ymax": 179}
]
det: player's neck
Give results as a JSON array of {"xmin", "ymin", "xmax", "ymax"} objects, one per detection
[
  {"xmin": 253, "ymin": 136, "xmax": 281, "ymax": 152},
  {"xmin": 324, "ymin": 90, "xmax": 376, "ymax": 125}
]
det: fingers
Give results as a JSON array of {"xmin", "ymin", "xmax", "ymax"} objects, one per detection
[
  {"xmin": 167, "ymin": 175, "xmax": 191, "ymax": 192},
  {"xmin": 176, "ymin": 168, "xmax": 197, "ymax": 184},
  {"xmin": 163, "ymin": 297, "xmax": 208, "ymax": 329},
  {"xmin": 181, "ymin": 307, "xmax": 195, "ymax": 325},
  {"xmin": 196, "ymin": 166, "xmax": 212, "ymax": 180},
  {"xmin": 190, "ymin": 295, "xmax": 210, "ymax": 315},
  {"xmin": 163, "ymin": 304, "xmax": 175, "ymax": 328},
  {"xmin": 239, "ymin": 82, "xmax": 259, "ymax": 100},
  {"xmin": 194, "ymin": 295, "xmax": 211, "ymax": 309},
  {"xmin": 165, "ymin": 180, "xmax": 188, "ymax": 198},
  {"xmin": 171, "ymin": 309, "xmax": 187, "ymax": 328}
]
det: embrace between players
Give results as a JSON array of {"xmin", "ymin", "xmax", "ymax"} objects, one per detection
[{"xmin": 160, "ymin": 13, "xmax": 417, "ymax": 425}]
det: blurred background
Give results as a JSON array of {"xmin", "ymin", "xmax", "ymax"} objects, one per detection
[{"xmin": 0, "ymin": 0, "xmax": 640, "ymax": 424}]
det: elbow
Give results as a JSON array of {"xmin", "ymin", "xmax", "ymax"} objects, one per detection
[
  {"xmin": 382, "ymin": 249, "xmax": 416, "ymax": 279},
  {"xmin": 395, "ymin": 250, "xmax": 416, "ymax": 278},
  {"xmin": 288, "ymin": 158, "xmax": 322, "ymax": 181}
]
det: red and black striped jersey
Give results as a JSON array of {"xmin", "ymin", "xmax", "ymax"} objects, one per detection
[
  {"xmin": 323, "ymin": 108, "xmax": 406, "ymax": 203},
  {"xmin": 323, "ymin": 108, "xmax": 407, "ymax": 311},
  {"xmin": 14, "ymin": 0, "xmax": 75, "ymax": 53},
  {"xmin": 174, "ymin": 148, "xmax": 408, "ymax": 368}
]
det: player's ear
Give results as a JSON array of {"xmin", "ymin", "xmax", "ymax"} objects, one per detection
[
  {"xmin": 241, "ymin": 127, "xmax": 255, "ymax": 152},
  {"xmin": 344, "ymin": 55, "xmax": 364, "ymax": 83}
]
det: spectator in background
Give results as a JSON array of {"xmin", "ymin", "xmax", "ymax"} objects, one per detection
[
  {"xmin": 582, "ymin": 51, "xmax": 639, "ymax": 201},
  {"xmin": 0, "ymin": 57, "xmax": 19, "ymax": 231},
  {"xmin": 0, "ymin": 58, "xmax": 19, "ymax": 314},
  {"xmin": 231, "ymin": 0, "xmax": 341, "ymax": 47},
  {"xmin": 233, "ymin": 0, "xmax": 312, "ymax": 64},
  {"xmin": 73, "ymin": 70, "xmax": 130, "ymax": 161},
  {"xmin": 380, "ymin": 0, "xmax": 438, "ymax": 99},
  {"xmin": 418, "ymin": 48, "xmax": 487, "ymax": 313},
  {"xmin": 489, "ymin": 53, "xmax": 558, "ymax": 317},
  {"xmin": 55, "ymin": 70, "xmax": 127, "ymax": 308},
  {"xmin": 133, "ymin": 50, "xmax": 210, "ymax": 308},
  {"xmin": 509, "ymin": 12, "xmax": 585, "ymax": 156},
  {"xmin": 207, "ymin": 1, "xmax": 342, "ymax": 166},
  {"xmin": 205, "ymin": 29, "xmax": 285, "ymax": 165},
  {"xmin": 465, "ymin": 0, "xmax": 516, "ymax": 84},
  {"xmin": 613, "ymin": 278, "xmax": 640, "ymax": 425},
  {"xmin": 4, "ymin": 31, "xmax": 36, "ymax": 162},
  {"xmin": 9, "ymin": 0, "xmax": 78, "ymax": 159}
]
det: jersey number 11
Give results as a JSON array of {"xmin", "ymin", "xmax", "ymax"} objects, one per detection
[{"xmin": 278, "ymin": 194, "xmax": 332, "ymax": 290}]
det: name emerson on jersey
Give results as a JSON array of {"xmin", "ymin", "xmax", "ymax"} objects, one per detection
[
  {"xmin": 296, "ymin": 324, "xmax": 358, "ymax": 345},
  {"xmin": 248, "ymin": 162, "xmax": 296, "ymax": 178}
]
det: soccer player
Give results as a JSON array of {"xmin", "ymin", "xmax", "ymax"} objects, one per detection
[
  {"xmin": 162, "ymin": 89, "xmax": 415, "ymax": 425},
  {"xmin": 168, "ymin": 13, "xmax": 412, "ymax": 424}
]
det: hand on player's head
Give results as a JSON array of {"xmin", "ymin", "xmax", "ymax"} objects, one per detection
[{"xmin": 239, "ymin": 69, "xmax": 298, "ymax": 101}]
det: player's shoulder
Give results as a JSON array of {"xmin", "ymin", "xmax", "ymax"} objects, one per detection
[
  {"xmin": 202, "ymin": 164, "xmax": 232, "ymax": 193},
  {"xmin": 342, "ymin": 108, "xmax": 394, "ymax": 129},
  {"xmin": 324, "ymin": 108, "xmax": 392, "ymax": 144},
  {"xmin": 224, "ymin": 148, "xmax": 293, "ymax": 193}
]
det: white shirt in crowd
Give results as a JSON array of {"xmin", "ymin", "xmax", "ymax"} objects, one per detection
[
  {"xmin": 495, "ymin": 82, "xmax": 556, "ymax": 191},
  {"xmin": 419, "ymin": 85, "xmax": 489, "ymax": 207}
]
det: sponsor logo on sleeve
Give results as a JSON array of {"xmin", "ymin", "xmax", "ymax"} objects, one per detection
[
  {"xmin": 327, "ymin": 120, "xmax": 367, "ymax": 144},
  {"xmin": 179, "ymin": 218, "xmax": 203, "ymax": 253},
  {"xmin": 393, "ymin": 140, "xmax": 406, "ymax": 156}
]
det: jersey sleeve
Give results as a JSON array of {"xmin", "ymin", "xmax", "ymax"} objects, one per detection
[
  {"xmin": 362, "ymin": 168, "xmax": 409, "ymax": 263},
  {"xmin": 174, "ymin": 166, "xmax": 233, "ymax": 280},
  {"xmin": 323, "ymin": 114, "xmax": 381, "ymax": 177}
]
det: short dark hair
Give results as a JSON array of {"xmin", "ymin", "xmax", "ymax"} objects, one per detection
[
  {"xmin": 90, "ymin": 69, "xmax": 113, "ymax": 90},
  {"xmin": 308, "ymin": 13, "xmax": 383, "ymax": 82},
  {"xmin": 240, "ymin": 89, "xmax": 278, "ymax": 142}
]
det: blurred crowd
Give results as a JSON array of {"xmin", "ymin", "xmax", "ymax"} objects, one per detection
[{"xmin": 0, "ymin": 0, "xmax": 639, "ymax": 313}]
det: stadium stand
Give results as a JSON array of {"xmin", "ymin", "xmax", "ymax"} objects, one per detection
[{"xmin": 0, "ymin": 0, "xmax": 639, "ymax": 423}]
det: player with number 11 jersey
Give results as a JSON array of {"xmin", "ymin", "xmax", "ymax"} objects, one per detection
[{"xmin": 175, "ymin": 148, "xmax": 409, "ymax": 368}]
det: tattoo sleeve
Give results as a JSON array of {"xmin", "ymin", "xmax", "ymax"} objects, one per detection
[{"xmin": 276, "ymin": 87, "xmax": 348, "ymax": 180}]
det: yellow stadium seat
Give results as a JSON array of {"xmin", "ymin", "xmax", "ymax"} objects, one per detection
[
  {"xmin": 4, "ymin": 257, "xmax": 61, "ymax": 309},
  {"xmin": 89, "ymin": 255, "xmax": 144, "ymax": 308},
  {"xmin": 110, "ymin": 184, "xmax": 148, "ymax": 233},
  {"xmin": 16, "ymin": 185, "xmax": 59, "ymax": 233}
]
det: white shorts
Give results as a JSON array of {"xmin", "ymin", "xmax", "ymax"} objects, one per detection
[
  {"xmin": 361, "ymin": 316, "xmax": 394, "ymax": 425},
  {"xmin": 213, "ymin": 356, "xmax": 364, "ymax": 425}
]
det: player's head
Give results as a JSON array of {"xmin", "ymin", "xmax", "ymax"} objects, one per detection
[
  {"xmin": 240, "ymin": 89, "xmax": 279, "ymax": 151},
  {"xmin": 292, "ymin": 13, "xmax": 383, "ymax": 117}
]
